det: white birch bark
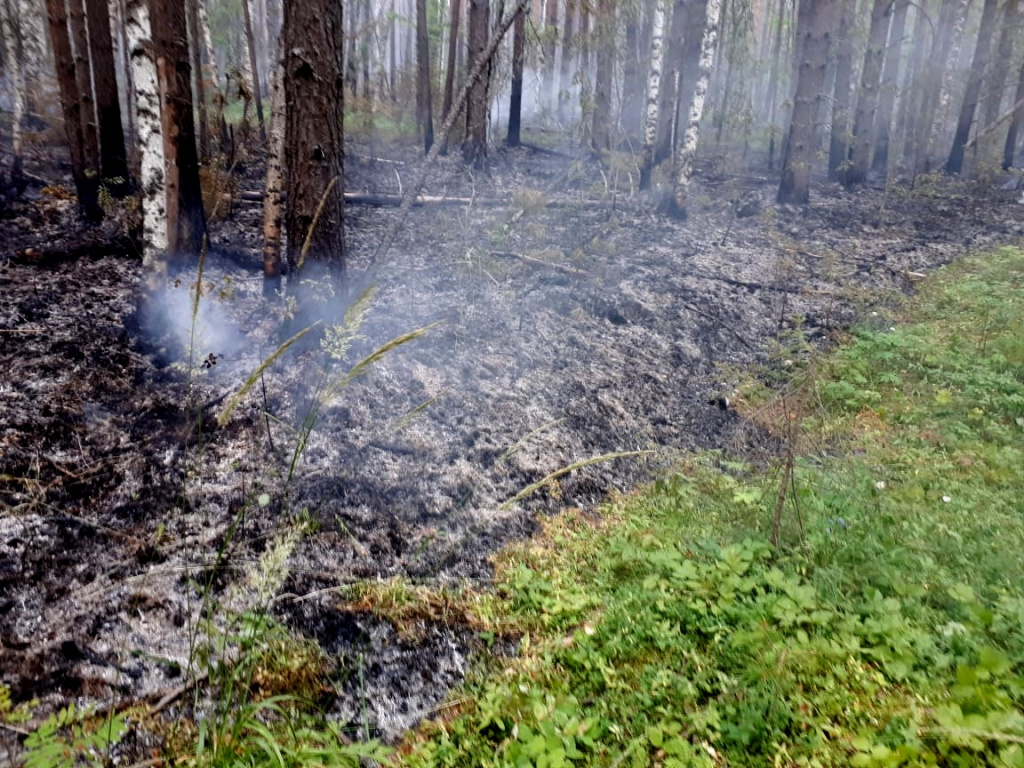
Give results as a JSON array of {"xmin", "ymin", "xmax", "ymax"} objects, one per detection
[
  {"xmin": 671, "ymin": 0, "xmax": 722, "ymax": 215},
  {"xmin": 195, "ymin": 0, "xmax": 220, "ymax": 88},
  {"xmin": 125, "ymin": 0, "xmax": 167, "ymax": 265},
  {"xmin": 1, "ymin": 0, "xmax": 23, "ymax": 173},
  {"xmin": 239, "ymin": 1, "xmax": 256, "ymax": 97},
  {"xmin": 924, "ymin": 0, "xmax": 968, "ymax": 167},
  {"xmin": 639, "ymin": 0, "xmax": 666, "ymax": 189},
  {"xmin": 261, "ymin": 59, "xmax": 285, "ymax": 277}
]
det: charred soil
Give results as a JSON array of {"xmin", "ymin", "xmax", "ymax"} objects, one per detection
[{"xmin": 1, "ymin": 138, "xmax": 1022, "ymax": 745}]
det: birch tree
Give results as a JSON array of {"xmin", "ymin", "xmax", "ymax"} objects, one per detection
[
  {"xmin": 666, "ymin": 0, "xmax": 722, "ymax": 218},
  {"xmin": 921, "ymin": 0, "xmax": 968, "ymax": 171},
  {"xmin": 844, "ymin": 0, "xmax": 892, "ymax": 186},
  {"xmin": 945, "ymin": 0, "xmax": 999, "ymax": 175},
  {"xmin": 870, "ymin": 0, "xmax": 908, "ymax": 175},
  {"xmin": 640, "ymin": 0, "xmax": 668, "ymax": 190},
  {"xmin": 125, "ymin": 0, "xmax": 167, "ymax": 264}
]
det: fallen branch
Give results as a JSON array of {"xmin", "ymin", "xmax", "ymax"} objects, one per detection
[
  {"xmin": 502, "ymin": 450, "xmax": 654, "ymax": 509},
  {"xmin": 488, "ymin": 250, "xmax": 587, "ymax": 275},
  {"xmin": 12, "ymin": 234, "xmax": 139, "ymax": 266}
]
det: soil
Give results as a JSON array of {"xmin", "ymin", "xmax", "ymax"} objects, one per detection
[{"xmin": 2, "ymin": 134, "xmax": 1022, "ymax": 753}]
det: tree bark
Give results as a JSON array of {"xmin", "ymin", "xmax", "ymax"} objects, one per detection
[
  {"xmin": 463, "ymin": 0, "xmax": 490, "ymax": 167},
  {"xmin": 507, "ymin": 5, "xmax": 526, "ymax": 145},
  {"xmin": 1004, "ymin": 58, "xmax": 1024, "ymax": 169},
  {"xmin": 590, "ymin": 0, "xmax": 614, "ymax": 152},
  {"xmin": 654, "ymin": 0, "xmax": 687, "ymax": 163},
  {"xmin": 765, "ymin": 0, "xmax": 785, "ymax": 169},
  {"xmin": 283, "ymin": 0, "xmax": 345, "ymax": 270},
  {"xmin": 921, "ymin": 0, "xmax": 967, "ymax": 171},
  {"xmin": 827, "ymin": 0, "xmax": 853, "ymax": 180},
  {"xmin": 262, "ymin": 59, "xmax": 285, "ymax": 283},
  {"xmin": 640, "ymin": 0, "xmax": 667, "ymax": 189},
  {"xmin": 45, "ymin": 0, "xmax": 102, "ymax": 221},
  {"xmin": 897, "ymin": 0, "xmax": 929, "ymax": 167},
  {"xmin": 871, "ymin": 0, "xmax": 908, "ymax": 176},
  {"xmin": 778, "ymin": 0, "xmax": 835, "ymax": 204},
  {"xmin": 558, "ymin": 0, "xmax": 576, "ymax": 120},
  {"xmin": 0, "ymin": 0, "xmax": 24, "ymax": 182},
  {"xmin": 243, "ymin": 0, "xmax": 267, "ymax": 141},
  {"xmin": 845, "ymin": 0, "xmax": 891, "ymax": 186},
  {"xmin": 84, "ymin": 0, "xmax": 130, "ymax": 193},
  {"xmin": 667, "ymin": 0, "xmax": 721, "ymax": 217},
  {"xmin": 945, "ymin": 0, "xmax": 999, "ymax": 175},
  {"xmin": 151, "ymin": 0, "xmax": 207, "ymax": 255},
  {"xmin": 543, "ymin": 0, "xmax": 559, "ymax": 111},
  {"xmin": 187, "ymin": 0, "xmax": 210, "ymax": 162},
  {"xmin": 416, "ymin": 0, "xmax": 435, "ymax": 152},
  {"xmin": 124, "ymin": 0, "xmax": 167, "ymax": 263},
  {"xmin": 982, "ymin": 0, "xmax": 1020, "ymax": 131},
  {"xmin": 68, "ymin": 0, "xmax": 101, "ymax": 194},
  {"xmin": 195, "ymin": 0, "xmax": 227, "ymax": 146},
  {"xmin": 440, "ymin": 0, "xmax": 462, "ymax": 153}
]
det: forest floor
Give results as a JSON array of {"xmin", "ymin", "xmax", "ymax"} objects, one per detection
[{"xmin": 1, "ymin": 134, "xmax": 1023, "ymax": 754}]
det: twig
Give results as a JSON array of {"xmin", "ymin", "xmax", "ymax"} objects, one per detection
[
  {"xmin": 502, "ymin": 450, "xmax": 654, "ymax": 508},
  {"xmin": 680, "ymin": 302, "xmax": 755, "ymax": 350},
  {"xmin": 488, "ymin": 251, "xmax": 587, "ymax": 275}
]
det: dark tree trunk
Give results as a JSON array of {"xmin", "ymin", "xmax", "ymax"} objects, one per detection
[
  {"xmin": 187, "ymin": 0, "xmax": 211, "ymax": 163},
  {"xmin": 463, "ymin": 0, "xmax": 490, "ymax": 167},
  {"xmin": 945, "ymin": 0, "xmax": 999, "ymax": 174},
  {"xmin": 558, "ymin": 0, "xmax": 576, "ymax": 121},
  {"xmin": 591, "ymin": 0, "xmax": 614, "ymax": 151},
  {"xmin": 827, "ymin": 0, "xmax": 853, "ymax": 180},
  {"xmin": 1004, "ymin": 58, "xmax": 1024, "ymax": 169},
  {"xmin": 508, "ymin": 5, "xmax": 526, "ymax": 145},
  {"xmin": 871, "ymin": 0, "xmax": 908, "ymax": 175},
  {"xmin": 416, "ymin": 0, "xmax": 435, "ymax": 152},
  {"xmin": 845, "ymin": 0, "xmax": 891, "ymax": 186},
  {"xmin": 441, "ymin": 0, "xmax": 462, "ymax": 154},
  {"xmin": 151, "ymin": 0, "xmax": 208, "ymax": 255},
  {"xmin": 45, "ymin": 0, "xmax": 102, "ymax": 221},
  {"xmin": 620, "ymin": 6, "xmax": 640, "ymax": 137},
  {"xmin": 68, "ymin": 0, "xmax": 100, "ymax": 193},
  {"xmin": 778, "ymin": 0, "xmax": 835, "ymax": 204},
  {"xmin": 283, "ymin": 0, "xmax": 345, "ymax": 270},
  {"xmin": 655, "ymin": 0, "xmax": 687, "ymax": 164},
  {"xmin": 243, "ymin": 0, "xmax": 267, "ymax": 140},
  {"xmin": 983, "ymin": 0, "xmax": 1020, "ymax": 130},
  {"xmin": 84, "ymin": 0, "xmax": 131, "ymax": 193}
]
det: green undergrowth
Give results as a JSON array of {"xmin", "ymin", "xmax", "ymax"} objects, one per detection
[{"xmin": 395, "ymin": 246, "xmax": 1024, "ymax": 767}]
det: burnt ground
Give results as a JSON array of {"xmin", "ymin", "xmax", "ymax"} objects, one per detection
[{"xmin": 2, "ymin": 135, "xmax": 1023, "ymax": 749}]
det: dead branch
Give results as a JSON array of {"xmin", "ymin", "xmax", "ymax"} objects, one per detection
[{"xmin": 488, "ymin": 251, "xmax": 587, "ymax": 274}]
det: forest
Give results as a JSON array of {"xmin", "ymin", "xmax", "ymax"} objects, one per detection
[{"xmin": 1, "ymin": 0, "xmax": 1024, "ymax": 763}]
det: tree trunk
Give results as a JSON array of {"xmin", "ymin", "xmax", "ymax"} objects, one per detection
[
  {"xmin": 827, "ymin": 0, "xmax": 853, "ymax": 180},
  {"xmin": 921, "ymin": 0, "xmax": 967, "ymax": 171},
  {"xmin": 507, "ymin": 5, "xmax": 525, "ymax": 145},
  {"xmin": 640, "ymin": 0, "xmax": 667, "ymax": 189},
  {"xmin": 870, "ymin": 0, "xmax": 908, "ymax": 175},
  {"xmin": 654, "ymin": 0, "xmax": 686, "ymax": 164},
  {"xmin": 440, "ymin": 0, "xmax": 462, "ymax": 153},
  {"xmin": 463, "ymin": 0, "xmax": 490, "ymax": 167},
  {"xmin": 243, "ymin": 0, "xmax": 267, "ymax": 141},
  {"xmin": 1003, "ymin": 58, "xmax": 1024, "ymax": 169},
  {"xmin": 151, "ymin": 0, "xmax": 207, "ymax": 256},
  {"xmin": 778, "ymin": 0, "xmax": 835, "ymax": 204},
  {"xmin": 945, "ymin": 0, "xmax": 999, "ymax": 175},
  {"xmin": 982, "ymin": 0, "xmax": 1020, "ymax": 131},
  {"xmin": 897, "ymin": 0, "xmax": 929, "ymax": 166},
  {"xmin": 543, "ymin": 0, "xmax": 559, "ymax": 111},
  {"xmin": 0, "ymin": 0, "xmax": 23, "ymax": 182},
  {"xmin": 360, "ymin": 0, "xmax": 371, "ymax": 103},
  {"xmin": 283, "ymin": 0, "xmax": 345, "ymax": 270},
  {"xmin": 621, "ymin": 5, "xmax": 643, "ymax": 139},
  {"xmin": 186, "ymin": 0, "xmax": 210, "ymax": 163},
  {"xmin": 765, "ymin": 0, "xmax": 785, "ymax": 169},
  {"xmin": 15, "ymin": 0, "xmax": 46, "ymax": 117},
  {"xmin": 845, "ymin": 0, "xmax": 891, "ymax": 186},
  {"xmin": 416, "ymin": 0, "xmax": 435, "ymax": 151},
  {"xmin": 558, "ymin": 0, "xmax": 576, "ymax": 121},
  {"xmin": 262, "ymin": 59, "xmax": 285, "ymax": 283},
  {"xmin": 195, "ymin": 0, "xmax": 227, "ymax": 146},
  {"xmin": 124, "ymin": 0, "xmax": 167, "ymax": 263},
  {"xmin": 68, "ymin": 0, "xmax": 101, "ymax": 193},
  {"xmin": 84, "ymin": 0, "xmax": 131, "ymax": 193},
  {"xmin": 45, "ymin": 0, "xmax": 102, "ymax": 221},
  {"xmin": 591, "ymin": 0, "xmax": 614, "ymax": 152},
  {"xmin": 667, "ymin": 0, "xmax": 721, "ymax": 217}
]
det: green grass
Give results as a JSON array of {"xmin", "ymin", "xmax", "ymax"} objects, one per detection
[{"xmin": 393, "ymin": 246, "xmax": 1024, "ymax": 767}]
